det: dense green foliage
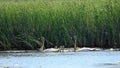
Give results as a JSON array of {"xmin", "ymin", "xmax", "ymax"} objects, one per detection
[{"xmin": 0, "ymin": 0, "xmax": 120, "ymax": 50}]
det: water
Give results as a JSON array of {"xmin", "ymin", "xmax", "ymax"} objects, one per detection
[{"xmin": 0, "ymin": 51, "xmax": 120, "ymax": 68}]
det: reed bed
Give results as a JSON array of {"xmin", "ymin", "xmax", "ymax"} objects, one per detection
[{"xmin": 0, "ymin": 0, "xmax": 120, "ymax": 50}]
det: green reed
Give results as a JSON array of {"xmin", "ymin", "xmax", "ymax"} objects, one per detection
[{"xmin": 0, "ymin": 0, "xmax": 120, "ymax": 50}]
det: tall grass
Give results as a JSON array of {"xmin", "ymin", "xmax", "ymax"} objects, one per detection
[{"xmin": 0, "ymin": 0, "xmax": 120, "ymax": 50}]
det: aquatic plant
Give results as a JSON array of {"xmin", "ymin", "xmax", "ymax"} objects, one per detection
[{"xmin": 0, "ymin": 0, "xmax": 120, "ymax": 50}]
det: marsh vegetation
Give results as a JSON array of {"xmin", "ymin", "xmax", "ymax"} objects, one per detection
[{"xmin": 0, "ymin": 0, "xmax": 120, "ymax": 50}]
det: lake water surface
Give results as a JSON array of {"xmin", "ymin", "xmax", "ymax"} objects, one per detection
[{"xmin": 0, "ymin": 51, "xmax": 120, "ymax": 68}]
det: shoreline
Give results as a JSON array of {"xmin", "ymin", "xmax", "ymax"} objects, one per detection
[{"xmin": 0, "ymin": 47, "xmax": 120, "ymax": 53}]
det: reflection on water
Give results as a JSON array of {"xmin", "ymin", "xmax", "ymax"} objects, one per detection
[
  {"xmin": 96, "ymin": 62, "xmax": 120, "ymax": 68},
  {"xmin": 0, "ymin": 51, "xmax": 120, "ymax": 68}
]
